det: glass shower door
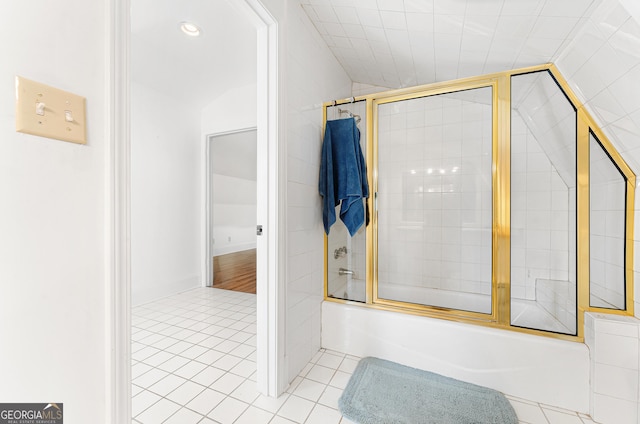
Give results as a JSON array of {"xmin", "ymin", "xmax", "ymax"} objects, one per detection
[{"xmin": 374, "ymin": 86, "xmax": 494, "ymax": 315}]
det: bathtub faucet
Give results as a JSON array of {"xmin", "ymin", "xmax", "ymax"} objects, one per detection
[{"xmin": 338, "ymin": 268, "xmax": 354, "ymax": 276}]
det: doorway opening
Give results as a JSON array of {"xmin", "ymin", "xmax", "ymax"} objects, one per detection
[
  {"xmin": 114, "ymin": 0, "xmax": 283, "ymax": 421},
  {"xmin": 206, "ymin": 128, "xmax": 258, "ymax": 294}
]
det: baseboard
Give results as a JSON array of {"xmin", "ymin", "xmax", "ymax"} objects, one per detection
[
  {"xmin": 213, "ymin": 242, "xmax": 256, "ymax": 256},
  {"xmin": 132, "ymin": 274, "xmax": 201, "ymax": 307}
]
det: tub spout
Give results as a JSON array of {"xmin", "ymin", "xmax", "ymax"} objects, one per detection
[{"xmin": 338, "ymin": 268, "xmax": 354, "ymax": 276}]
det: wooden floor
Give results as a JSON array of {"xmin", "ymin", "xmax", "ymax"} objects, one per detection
[{"xmin": 212, "ymin": 249, "xmax": 256, "ymax": 294}]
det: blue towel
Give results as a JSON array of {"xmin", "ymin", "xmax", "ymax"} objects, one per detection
[{"xmin": 319, "ymin": 118, "xmax": 369, "ymax": 236}]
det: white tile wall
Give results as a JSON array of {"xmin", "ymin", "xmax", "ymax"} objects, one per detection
[
  {"xmin": 555, "ymin": 0, "xmax": 640, "ymax": 316},
  {"xmin": 585, "ymin": 313, "xmax": 640, "ymax": 424},
  {"xmin": 376, "ymin": 88, "xmax": 493, "ymax": 313},
  {"xmin": 285, "ymin": 1, "xmax": 352, "ymax": 383}
]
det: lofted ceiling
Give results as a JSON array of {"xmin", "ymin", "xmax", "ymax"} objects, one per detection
[
  {"xmin": 131, "ymin": 0, "xmax": 256, "ymax": 110},
  {"xmin": 300, "ymin": 0, "xmax": 602, "ymax": 89}
]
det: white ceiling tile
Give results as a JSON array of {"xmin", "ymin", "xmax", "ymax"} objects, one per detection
[
  {"xmin": 433, "ymin": 0, "xmax": 467, "ymax": 15},
  {"xmin": 501, "ymin": 0, "xmax": 543, "ymax": 16},
  {"xmin": 385, "ymin": 28, "xmax": 411, "ymax": 46},
  {"xmin": 370, "ymin": 39, "xmax": 392, "ymax": 54},
  {"xmin": 350, "ymin": 37, "xmax": 371, "ymax": 50},
  {"xmin": 539, "ymin": 0, "xmax": 595, "ymax": 18},
  {"xmin": 460, "ymin": 33, "xmax": 492, "ymax": 52},
  {"xmin": 463, "ymin": 15, "xmax": 499, "ymax": 36},
  {"xmin": 434, "ymin": 14, "xmax": 465, "ymax": 34},
  {"xmin": 435, "ymin": 62, "xmax": 460, "ymax": 81},
  {"xmin": 406, "ymin": 12, "xmax": 434, "ymax": 32},
  {"xmin": 313, "ymin": 5, "xmax": 340, "ymax": 23},
  {"xmin": 363, "ymin": 25, "xmax": 387, "ymax": 41},
  {"xmin": 301, "ymin": 5, "xmax": 320, "ymax": 21},
  {"xmin": 495, "ymin": 15, "xmax": 537, "ymax": 37},
  {"xmin": 608, "ymin": 63, "xmax": 640, "ymax": 114},
  {"xmin": 322, "ymin": 33, "xmax": 336, "ymax": 47},
  {"xmin": 530, "ymin": 16, "xmax": 580, "ymax": 39},
  {"xmin": 299, "ymin": 0, "xmax": 599, "ymax": 95},
  {"xmin": 380, "ymin": 10, "xmax": 407, "ymax": 30},
  {"xmin": 323, "ymin": 22, "xmax": 347, "ymax": 37},
  {"xmin": 377, "ymin": 0, "xmax": 404, "ymax": 12},
  {"xmin": 457, "ymin": 62, "xmax": 486, "ymax": 79},
  {"xmin": 356, "ymin": 8, "xmax": 383, "ymax": 27},
  {"xmin": 586, "ymin": 41, "xmax": 635, "ymax": 87},
  {"xmin": 335, "ymin": 6, "xmax": 361, "ymax": 24},
  {"xmin": 608, "ymin": 19, "xmax": 640, "ymax": 64},
  {"xmin": 465, "ymin": 0, "xmax": 504, "ymax": 16},
  {"xmin": 590, "ymin": 88, "xmax": 627, "ymax": 124},
  {"xmin": 523, "ymin": 37, "xmax": 564, "ymax": 57},
  {"xmin": 343, "ymin": 23, "xmax": 366, "ymax": 38},
  {"xmin": 405, "ymin": 0, "xmax": 434, "ymax": 13}
]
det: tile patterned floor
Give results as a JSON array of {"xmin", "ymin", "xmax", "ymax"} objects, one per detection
[{"xmin": 132, "ymin": 288, "xmax": 598, "ymax": 424}]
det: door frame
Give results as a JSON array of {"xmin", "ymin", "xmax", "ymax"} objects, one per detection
[
  {"xmin": 109, "ymin": 0, "xmax": 284, "ymax": 422},
  {"xmin": 203, "ymin": 127, "xmax": 258, "ymax": 288}
]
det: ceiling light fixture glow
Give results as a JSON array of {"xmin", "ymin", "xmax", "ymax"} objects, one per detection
[{"xmin": 180, "ymin": 21, "xmax": 201, "ymax": 37}]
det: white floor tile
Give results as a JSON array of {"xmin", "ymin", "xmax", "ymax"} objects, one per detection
[
  {"xmin": 185, "ymin": 388, "xmax": 226, "ymax": 416},
  {"xmin": 206, "ymin": 396, "xmax": 249, "ymax": 424},
  {"xmin": 213, "ymin": 354, "xmax": 242, "ymax": 371},
  {"xmin": 328, "ymin": 371, "xmax": 351, "ymax": 389},
  {"xmin": 510, "ymin": 399, "xmax": 549, "ymax": 424},
  {"xmin": 316, "ymin": 352, "xmax": 345, "ymax": 369},
  {"xmin": 135, "ymin": 398, "xmax": 181, "ymax": 424},
  {"xmin": 318, "ymin": 385, "xmax": 343, "ymax": 410},
  {"xmin": 542, "ymin": 408, "xmax": 583, "ymax": 424},
  {"xmin": 305, "ymin": 403, "xmax": 342, "ymax": 424},
  {"xmin": 165, "ymin": 380, "xmax": 206, "ymax": 405},
  {"xmin": 229, "ymin": 359, "xmax": 257, "ymax": 378},
  {"xmin": 157, "ymin": 355, "xmax": 190, "ymax": 373},
  {"xmin": 174, "ymin": 360, "xmax": 208, "ymax": 379},
  {"xmin": 230, "ymin": 379, "xmax": 260, "ymax": 404},
  {"xmin": 305, "ymin": 364, "xmax": 336, "ymax": 385},
  {"xmin": 292, "ymin": 378, "xmax": 327, "ymax": 402},
  {"xmin": 234, "ymin": 405, "xmax": 273, "ymax": 424},
  {"xmin": 210, "ymin": 372, "xmax": 245, "ymax": 395},
  {"xmin": 195, "ymin": 348, "xmax": 225, "ymax": 365},
  {"xmin": 132, "ymin": 390, "xmax": 161, "ymax": 417},
  {"xmin": 142, "ymin": 350, "xmax": 174, "ymax": 367},
  {"xmin": 131, "ymin": 288, "xmax": 589, "ymax": 424},
  {"xmin": 270, "ymin": 416, "xmax": 298, "ymax": 424},
  {"xmin": 134, "ymin": 368, "xmax": 169, "ymax": 388},
  {"xmin": 277, "ymin": 395, "xmax": 315, "ymax": 423},
  {"xmin": 191, "ymin": 366, "xmax": 226, "ymax": 387},
  {"xmin": 252, "ymin": 393, "xmax": 290, "ymax": 414},
  {"xmin": 147, "ymin": 373, "xmax": 188, "ymax": 397},
  {"xmin": 163, "ymin": 406, "xmax": 203, "ymax": 424}
]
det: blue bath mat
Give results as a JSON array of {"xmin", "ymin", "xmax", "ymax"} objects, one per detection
[{"xmin": 339, "ymin": 357, "xmax": 518, "ymax": 424}]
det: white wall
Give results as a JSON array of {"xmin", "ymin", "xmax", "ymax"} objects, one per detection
[
  {"xmin": 131, "ymin": 82, "xmax": 202, "ymax": 305},
  {"xmin": 283, "ymin": 0, "xmax": 352, "ymax": 381},
  {"xmin": 0, "ymin": 1, "xmax": 109, "ymax": 421},
  {"xmin": 211, "ymin": 174, "xmax": 257, "ymax": 256},
  {"xmin": 201, "ymin": 83, "xmax": 257, "ymax": 136}
]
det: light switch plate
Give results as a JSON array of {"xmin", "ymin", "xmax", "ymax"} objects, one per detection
[{"xmin": 15, "ymin": 76, "xmax": 87, "ymax": 145}]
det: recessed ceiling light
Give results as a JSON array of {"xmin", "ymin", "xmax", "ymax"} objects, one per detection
[{"xmin": 180, "ymin": 21, "xmax": 201, "ymax": 37}]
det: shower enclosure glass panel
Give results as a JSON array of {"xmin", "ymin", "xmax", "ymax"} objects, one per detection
[
  {"xmin": 590, "ymin": 132, "xmax": 626, "ymax": 310},
  {"xmin": 325, "ymin": 102, "xmax": 367, "ymax": 302},
  {"xmin": 376, "ymin": 87, "xmax": 493, "ymax": 314},
  {"xmin": 510, "ymin": 71, "xmax": 577, "ymax": 335}
]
